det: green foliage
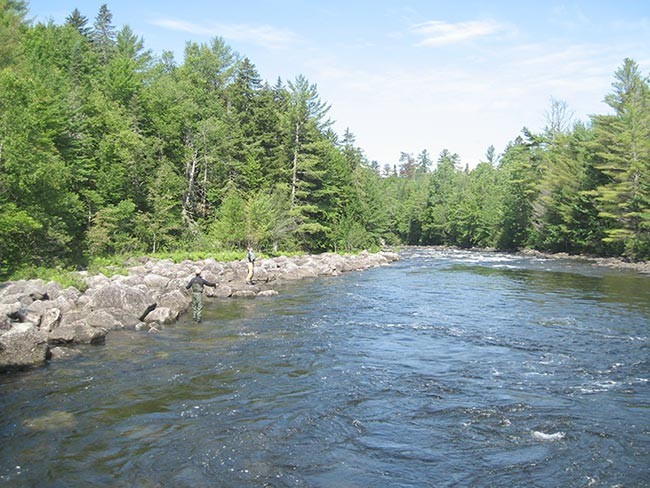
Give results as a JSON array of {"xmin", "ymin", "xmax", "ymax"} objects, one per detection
[
  {"xmin": 589, "ymin": 59, "xmax": 650, "ymax": 259},
  {"xmin": 11, "ymin": 265, "xmax": 88, "ymax": 292},
  {"xmin": 2, "ymin": 2, "xmax": 649, "ymax": 281},
  {"xmin": 87, "ymin": 200, "xmax": 141, "ymax": 256},
  {"xmin": 0, "ymin": 203, "xmax": 42, "ymax": 278}
]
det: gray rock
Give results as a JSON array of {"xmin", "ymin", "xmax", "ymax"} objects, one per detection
[
  {"xmin": 232, "ymin": 290, "xmax": 256, "ymax": 299},
  {"xmin": 157, "ymin": 290, "xmax": 191, "ymax": 312},
  {"xmin": 82, "ymin": 308, "xmax": 142, "ymax": 330},
  {"xmin": 0, "ymin": 315, "xmax": 11, "ymax": 330},
  {"xmin": 0, "ymin": 302, "xmax": 21, "ymax": 319},
  {"xmin": 84, "ymin": 273, "xmax": 111, "ymax": 289},
  {"xmin": 85, "ymin": 284, "xmax": 156, "ymax": 321},
  {"xmin": 48, "ymin": 321, "xmax": 107, "ymax": 345},
  {"xmin": 257, "ymin": 290, "xmax": 279, "ymax": 297},
  {"xmin": 143, "ymin": 307, "xmax": 178, "ymax": 324},
  {"xmin": 143, "ymin": 274, "xmax": 170, "ymax": 290},
  {"xmin": 44, "ymin": 281, "xmax": 64, "ymax": 300},
  {"xmin": 0, "ymin": 323, "xmax": 49, "ymax": 370},
  {"xmin": 40, "ymin": 308, "xmax": 62, "ymax": 333},
  {"xmin": 49, "ymin": 346, "xmax": 82, "ymax": 361},
  {"xmin": 209, "ymin": 284, "xmax": 232, "ymax": 298},
  {"xmin": 50, "ymin": 295, "xmax": 77, "ymax": 313},
  {"xmin": 59, "ymin": 286, "xmax": 82, "ymax": 302}
]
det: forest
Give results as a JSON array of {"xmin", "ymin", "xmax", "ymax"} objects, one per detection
[{"xmin": 0, "ymin": 2, "xmax": 648, "ymax": 280}]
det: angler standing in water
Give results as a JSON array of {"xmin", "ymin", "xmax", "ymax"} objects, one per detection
[
  {"xmin": 185, "ymin": 269, "xmax": 216, "ymax": 322},
  {"xmin": 246, "ymin": 245, "xmax": 256, "ymax": 285}
]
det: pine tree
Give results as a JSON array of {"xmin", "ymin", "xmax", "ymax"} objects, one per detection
[
  {"xmin": 590, "ymin": 58, "xmax": 650, "ymax": 258},
  {"xmin": 91, "ymin": 4, "xmax": 116, "ymax": 64},
  {"xmin": 0, "ymin": 0, "xmax": 27, "ymax": 68},
  {"xmin": 65, "ymin": 8, "xmax": 91, "ymax": 37}
]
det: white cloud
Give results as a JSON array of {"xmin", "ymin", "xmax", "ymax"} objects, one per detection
[
  {"xmin": 149, "ymin": 18, "xmax": 299, "ymax": 49},
  {"xmin": 410, "ymin": 19, "xmax": 503, "ymax": 47},
  {"xmin": 305, "ymin": 37, "xmax": 630, "ymax": 167}
]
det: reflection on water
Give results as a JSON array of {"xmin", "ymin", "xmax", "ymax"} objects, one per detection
[{"xmin": 1, "ymin": 248, "xmax": 648, "ymax": 487}]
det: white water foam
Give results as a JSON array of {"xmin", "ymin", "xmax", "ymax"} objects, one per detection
[{"xmin": 531, "ymin": 431, "xmax": 566, "ymax": 441}]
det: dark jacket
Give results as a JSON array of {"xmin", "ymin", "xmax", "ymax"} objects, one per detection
[{"xmin": 186, "ymin": 276, "xmax": 216, "ymax": 293}]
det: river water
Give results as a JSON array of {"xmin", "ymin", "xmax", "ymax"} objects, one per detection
[{"xmin": 1, "ymin": 248, "xmax": 648, "ymax": 487}]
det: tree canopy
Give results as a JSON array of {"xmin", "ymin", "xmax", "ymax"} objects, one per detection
[{"xmin": 0, "ymin": 4, "xmax": 648, "ymax": 279}]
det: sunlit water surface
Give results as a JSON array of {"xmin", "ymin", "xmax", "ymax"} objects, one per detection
[{"xmin": 1, "ymin": 248, "xmax": 649, "ymax": 487}]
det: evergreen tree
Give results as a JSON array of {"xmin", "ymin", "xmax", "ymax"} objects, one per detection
[
  {"xmin": 590, "ymin": 58, "xmax": 650, "ymax": 258},
  {"xmin": 91, "ymin": 4, "xmax": 116, "ymax": 64},
  {"xmin": 65, "ymin": 8, "xmax": 91, "ymax": 37},
  {"xmin": 398, "ymin": 152, "xmax": 417, "ymax": 178},
  {"xmin": 0, "ymin": 0, "xmax": 27, "ymax": 68},
  {"xmin": 421, "ymin": 150, "xmax": 462, "ymax": 244},
  {"xmin": 283, "ymin": 75, "xmax": 332, "ymax": 247},
  {"xmin": 416, "ymin": 149, "xmax": 432, "ymax": 174},
  {"xmin": 496, "ymin": 134, "xmax": 541, "ymax": 250}
]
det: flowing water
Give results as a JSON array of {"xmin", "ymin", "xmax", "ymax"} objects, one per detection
[{"xmin": 1, "ymin": 248, "xmax": 649, "ymax": 487}]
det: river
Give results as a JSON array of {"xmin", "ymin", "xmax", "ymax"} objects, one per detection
[{"xmin": 1, "ymin": 248, "xmax": 648, "ymax": 487}]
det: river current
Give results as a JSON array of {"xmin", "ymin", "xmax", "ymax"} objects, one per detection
[{"xmin": 1, "ymin": 248, "xmax": 648, "ymax": 487}]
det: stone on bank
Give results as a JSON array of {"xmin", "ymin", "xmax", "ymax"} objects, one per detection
[{"xmin": 0, "ymin": 251, "xmax": 400, "ymax": 372}]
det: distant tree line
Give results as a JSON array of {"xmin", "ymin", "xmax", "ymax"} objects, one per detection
[{"xmin": 0, "ymin": 2, "xmax": 648, "ymax": 279}]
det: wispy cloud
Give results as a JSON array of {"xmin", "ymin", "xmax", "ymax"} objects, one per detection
[
  {"xmin": 410, "ymin": 19, "xmax": 503, "ymax": 47},
  {"xmin": 149, "ymin": 18, "xmax": 300, "ymax": 49}
]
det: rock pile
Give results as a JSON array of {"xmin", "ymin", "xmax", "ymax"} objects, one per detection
[{"xmin": 0, "ymin": 250, "xmax": 399, "ymax": 371}]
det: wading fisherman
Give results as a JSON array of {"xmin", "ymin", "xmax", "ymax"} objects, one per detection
[
  {"xmin": 246, "ymin": 245, "xmax": 256, "ymax": 285},
  {"xmin": 185, "ymin": 269, "xmax": 216, "ymax": 322}
]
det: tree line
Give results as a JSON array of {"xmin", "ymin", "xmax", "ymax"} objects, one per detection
[{"xmin": 0, "ymin": 2, "xmax": 648, "ymax": 279}]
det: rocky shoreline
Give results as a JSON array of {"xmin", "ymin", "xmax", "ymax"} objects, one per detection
[
  {"xmin": 0, "ymin": 250, "xmax": 400, "ymax": 372},
  {"xmin": 517, "ymin": 249, "xmax": 650, "ymax": 274}
]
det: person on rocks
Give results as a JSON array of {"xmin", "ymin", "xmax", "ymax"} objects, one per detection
[
  {"xmin": 246, "ymin": 245, "xmax": 256, "ymax": 285},
  {"xmin": 185, "ymin": 269, "xmax": 216, "ymax": 322}
]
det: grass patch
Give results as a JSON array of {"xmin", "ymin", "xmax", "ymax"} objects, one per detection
[{"xmin": 10, "ymin": 266, "xmax": 88, "ymax": 292}]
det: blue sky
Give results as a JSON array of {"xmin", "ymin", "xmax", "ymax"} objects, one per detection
[{"xmin": 27, "ymin": 1, "xmax": 650, "ymax": 168}]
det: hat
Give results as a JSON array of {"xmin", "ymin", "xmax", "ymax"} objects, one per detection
[{"xmin": 195, "ymin": 268, "xmax": 201, "ymax": 275}]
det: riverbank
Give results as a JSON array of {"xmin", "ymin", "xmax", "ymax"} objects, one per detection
[
  {"xmin": 517, "ymin": 249, "xmax": 650, "ymax": 274},
  {"xmin": 0, "ymin": 250, "xmax": 400, "ymax": 372},
  {"xmin": 414, "ymin": 245, "xmax": 650, "ymax": 274}
]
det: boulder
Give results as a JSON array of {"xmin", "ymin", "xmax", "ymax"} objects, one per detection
[
  {"xmin": 157, "ymin": 290, "xmax": 191, "ymax": 313},
  {"xmin": 80, "ymin": 308, "xmax": 142, "ymax": 330},
  {"xmin": 380, "ymin": 251, "xmax": 400, "ymax": 262},
  {"xmin": 232, "ymin": 290, "xmax": 256, "ymax": 299},
  {"xmin": 84, "ymin": 273, "xmax": 111, "ymax": 290},
  {"xmin": 49, "ymin": 295, "xmax": 77, "ymax": 314},
  {"xmin": 252, "ymin": 266, "xmax": 270, "ymax": 283},
  {"xmin": 1, "ymin": 280, "xmax": 47, "ymax": 302},
  {"xmin": 40, "ymin": 308, "xmax": 62, "ymax": 333},
  {"xmin": 143, "ymin": 307, "xmax": 178, "ymax": 325},
  {"xmin": 48, "ymin": 321, "xmax": 107, "ymax": 345},
  {"xmin": 44, "ymin": 281, "xmax": 64, "ymax": 300},
  {"xmin": 0, "ymin": 315, "xmax": 11, "ymax": 331},
  {"xmin": 166, "ymin": 278, "xmax": 188, "ymax": 292},
  {"xmin": 257, "ymin": 290, "xmax": 279, "ymax": 297},
  {"xmin": 24, "ymin": 300, "xmax": 60, "ymax": 327},
  {"xmin": 84, "ymin": 283, "xmax": 156, "ymax": 321},
  {"xmin": 209, "ymin": 284, "xmax": 232, "ymax": 298},
  {"xmin": 0, "ymin": 302, "xmax": 21, "ymax": 320},
  {"xmin": 49, "ymin": 346, "xmax": 82, "ymax": 361},
  {"xmin": 149, "ymin": 259, "xmax": 176, "ymax": 277},
  {"xmin": 143, "ymin": 274, "xmax": 170, "ymax": 290},
  {"xmin": 84, "ymin": 309, "xmax": 124, "ymax": 329},
  {"xmin": 59, "ymin": 286, "xmax": 82, "ymax": 302},
  {"xmin": 0, "ymin": 323, "xmax": 49, "ymax": 370}
]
